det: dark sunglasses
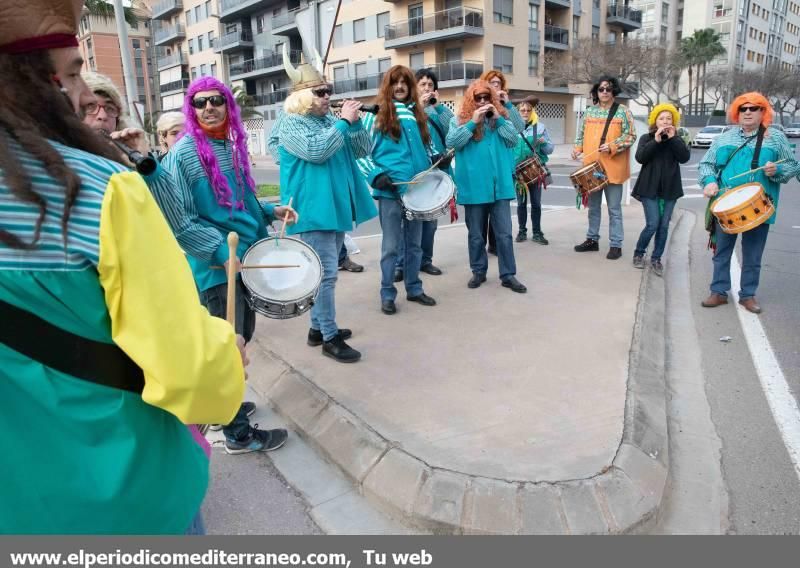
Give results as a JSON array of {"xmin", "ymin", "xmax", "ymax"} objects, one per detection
[
  {"xmin": 190, "ymin": 95, "xmax": 226, "ymax": 109},
  {"xmin": 474, "ymin": 93, "xmax": 492, "ymax": 102},
  {"xmin": 597, "ymin": 86, "xmax": 614, "ymax": 93},
  {"xmin": 312, "ymin": 86, "xmax": 333, "ymax": 97},
  {"xmin": 739, "ymin": 105, "xmax": 763, "ymax": 113}
]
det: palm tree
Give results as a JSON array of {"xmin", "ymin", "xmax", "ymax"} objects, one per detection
[
  {"xmin": 695, "ymin": 29, "xmax": 727, "ymax": 114},
  {"xmin": 83, "ymin": 0, "xmax": 140, "ymax": 28},
  {"xmin": 680, "ymin": 29, "xmax": 726, "ymax": 116},
  {"xmin": 232, "ymin": 85, "xmax": 263, "ymax": 120},
  {"xmin": 679, "ymin": 37, "xmax": 697, "ymax": 115}
]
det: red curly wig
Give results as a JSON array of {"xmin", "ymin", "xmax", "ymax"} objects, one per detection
[
  {"xmin": 480, "ymin": 69, "xmax": 508, "ymax": 91},
  {"xmin": 728, "ymin": 91, "xmax": 774, "ymax": 128},
  {"xmin": 374, "ymin": 65, "xmax": 430, "ymax": 145},
  {"xmin": 457, "ymin": 80, "xmax": 509, "ymax": 141}
]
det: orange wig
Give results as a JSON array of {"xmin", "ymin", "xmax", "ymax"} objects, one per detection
[
  {"xmin": 457, "ymin": 80, "xmax": 509, "ymax": 141},
  {"xmin": 728, "ymin": 92, "xmax": 774, "ymax": 127},
  {"xmin": 479, "ymin": 69, "xmax": 508, "ymax": 91}
]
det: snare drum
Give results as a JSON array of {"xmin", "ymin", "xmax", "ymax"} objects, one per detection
[
  {"xmin": 515, "ymin": 155, "xmax": 546, "ymax": 188},
  {"xmin": 569, "ymin": 161, "xmax": 608, "ymax": 196},
  {"xmin": 240, "ymin": 237, "xmax": 322, "ymax": 319},
  {"xmin": 401, "ymin": 170, "xmax": 455, "ymax": 222},
  {"xmin": 711, "ymin": 183, "xmax": 775, "ymax": 234}
]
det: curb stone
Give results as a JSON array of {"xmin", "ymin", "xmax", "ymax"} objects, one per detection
[{"xmin": 248, "ymin": 216, "xmax": 673, "ymax": 534}]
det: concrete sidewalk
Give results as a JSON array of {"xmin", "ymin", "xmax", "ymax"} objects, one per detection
[{"xmin": 247, "ymin": 205, "xmax": 670, "ymax": 534}]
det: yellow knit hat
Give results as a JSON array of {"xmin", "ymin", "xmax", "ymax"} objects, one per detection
[{"xmin": 649, "ymin": 103, "xmax": 680, "ymax": 128}]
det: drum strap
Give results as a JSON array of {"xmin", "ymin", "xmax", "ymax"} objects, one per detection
[
  {"xmin": 751, "ymin": 125, "xmax": 766, "ymax": 170},
  {"xmin": 518, "ymin": 123, "xmax": 538, "ymax": 156},
  {"xmin": 427, "ymin": 116, "xmax": 446, "ymax": 148},
  {"xmin": 0, "ymin": 298, "xmax": 144, "ymax": 394},
  {"xmin": 599, "ymin": 103, "xmax": 620, "ymax": 146}
]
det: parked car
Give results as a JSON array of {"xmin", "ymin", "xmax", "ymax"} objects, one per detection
[
  {"xmin": 677, "ymin": 126, "xmax": 692, "ymax": 146},
  {"xmin": 691, "ymin": 125, "xmax": 731, "ymax": 148},
  {"xmin": 784, "ymin": 123, "xmax": 800, "ymax": 137}
]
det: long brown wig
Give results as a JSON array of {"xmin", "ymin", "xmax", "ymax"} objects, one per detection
[
  {"xmin": 0, "ymin": 51, "xmax": 124, "ymax": 250},
  {"xmin": 456, "ymin": 80, "xmax": 508, "ymax": 141},
  {"xmin": 374, "ymin": 65, "xmax": 430, "ymax": 145}
]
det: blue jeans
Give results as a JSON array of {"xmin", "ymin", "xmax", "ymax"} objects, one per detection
[
  {"xmin": 378, "ymin": 199, "xmax": 424, "ymax": 301},
  {"xmin": 464, "ymin": 200, "xmax": 516, "ymax": 280},
  {"xmin": 517, "ymin": 183, "xmax": 543, "ymax": 233},
  {"xmin": 711, "ymin": 223, "xmax": 770, "ymax": 300},
  {"xmin": 635, "ymin": 198, "xmax": 676, "ymax": 261},
  {"xmin": 587, "ymin": 183, "xmax": 624, "ymax": 248},
  {"xmin": 198, "ymin": 281, "xmax": 253, "ymax": 441},
  {"xmin": 396, "ymin": 219, "xmax": 437, "ymax": 270},
  {"xmin": 299, "ymin": 230, "xmax": 343, "ymax": 341},
  {"xmin": 338, "ymin": 242, "xmax": 348, "ymax": 265}
]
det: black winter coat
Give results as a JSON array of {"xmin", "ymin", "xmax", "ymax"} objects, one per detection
[{"xmin": 631, "ymin": 133, "xmax": 691, "ymax": 201}]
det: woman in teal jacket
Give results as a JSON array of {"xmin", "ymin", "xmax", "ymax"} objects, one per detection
[{"xmin": 447, "ymin": 80, "xmax": 527, "ymax": 294}]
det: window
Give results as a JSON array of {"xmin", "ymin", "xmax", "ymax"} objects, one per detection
[
  {"xmin": 188, "ymin": 38, "xmax": 194, "ymax": 54},
  {"xmin": 379, "ymin": 57, "xmax": 392, "ymax": 74},
  {"xmin": 409, "ymin": 4, "xmax": 423, "ymax": 35},
  {"xmin": 528, "ymin": 51, "xmax": 539, "ymax": 76},
  {"xmin": 132, "ymin": 39, "xmax": 141, "ymax": 49},
  {"xmin": 208, "ymin": 31, "xmax": 215, "ymax": 48},
  {"xmin": 185, "ymin": 10, "xmax": 192, "ymax": 26},
  {"xmin": 592, "ymin": 25, "xmax": 600, "ymax": 41},
  {"xmin": 333, "ymin": 25, "xmax": 342, "ymax": 47},
  {"xmin": 211, "ymin": 63, "xmax": 217, "ymax": 77},
  {"xmin": 493, "ymin": 44, "xmax": 513, "ymax": 74},
  {"xmin": 409, "ymin": 51, "xmax": 424, "ymax": 69},
  {"xmin": 333, "ymin": 66, "xmax": 346, "ymax": 88},
  {"xmin": 494, "ymin": 0, "xmax": 513, "ymax": 25},
  {"xmin": 205, "ymin": 1, "xmax": 212, "ymax": 17},
  {"xmin": 256, "ymin": 15, "xmax": 264, "ymax": 35},
  {"xmin": 353, "ymin": 18, "xmax": 365, "ymax": 42},
  {"xmin": 662, "ymin": 3, "xmax": 670, "ymax": 21},
  {"xmin": 191, "ymin": 66, "xmax": 198, "ymax": 79},
  {"xmin": 194, "ymin": 6, "xmax": 200, "ymax": 22},
  {"xmin": 200, "ymin": 64, "xmax": 207, "ymax": 76},
  {"xmin": 528, "ymin": 3, "xmax": 538, "ymax": 29},
  {"xmin": 355, "ymin": 62, "xmax": 367, "ymax": 90},
  {"xmin": 377, "ymin": 12, "xmax": 390, "ymax": 38},
  {"xmin": 197, "ymin": 35, "xmax": 204, "ymax": 51},
  {"xmin": 573, "ymin": 16, "xmax": 580, "ymax": 41}
]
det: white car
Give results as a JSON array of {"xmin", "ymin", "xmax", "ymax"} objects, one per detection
[
  {"xmin": 692, "ymin": 125, "xmax": 731, "ymax": 148},
  {"xmin": 784, "ymin": 123, "xmax": 800, "ymax": 138}
]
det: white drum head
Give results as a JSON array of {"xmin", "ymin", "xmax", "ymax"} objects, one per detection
[
  {"xmin": 241, "ymin": 237, "xmax": 321, "ymax": 302},
  {"xmin": 713, "ymin": 184, "xmax": 761, "ymax": 212},
  {"xmin": 402, "ymin": 171, "xmax": 454, "ymax": 212}
]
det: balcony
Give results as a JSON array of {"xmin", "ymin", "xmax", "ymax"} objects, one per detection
[
  {"xmin": 154, "ymin": 24, "xmax": 185, "ymax": 46},
  {"xmin": 543, "ymin": 25, "xmax": 569, "ymax": 50},
  {"xmin": 230, "ymin": 49, "xmax": 302, "ymax": 80},
  {"xmin": 253, "ymin": 89, "xmax": 291, "ymax": 107},
  {"xmin": 152, "ymin": 0, "xmax": 182, "ymax": 19},
  {"xmin": 544, "ymin": 0, "xmax": 571, "ymax": 8},
  {"xmin": 529, "ymin": 28, "xmax": 541, "ymax": 51},
  {"xmin": 157, "ymin": 51, "xmax": 187, "ymax": 70},
  {"xmin": 607, "ymin": 3, "xmax": 643, "ymax": 31},
  {"xmin": 159, "ymin": 78, "xmax": 190, "ymax": 94},
  {"xmin": 428, "ymin": 60, "xmax": 483, "ymax": 87},
  {"xmin": 214, "ymin": 30, "xmax": 254, "ymax": 54},
  {"xmin": 272, "ymin": 3, "xmax": 307, "ymax": 35},
  {"xmin": 384, "ymin": 7, "xmax": 484, "ymax": 49},
  {"xmin": 219, "ymin": 0, "xmax": 277, "ymax": 23},
  {"xmin": 331, "ymin": 72, "xmax": 385, "ymax": 98}
]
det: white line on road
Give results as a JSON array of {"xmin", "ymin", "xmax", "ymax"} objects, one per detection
[
  {"xmin": 793, "ymin": 226, "xmax": 800, "ymax": 229},
  {"xmin": 730, "ymin": 253, "xmax": 800, "ymax": 482}
]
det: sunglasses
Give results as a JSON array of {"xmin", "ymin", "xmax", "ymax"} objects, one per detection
[
  {"xmin": 597, "ymin": 86, "xmax": 613, "ymax": 93},
  {"xmin": 475, "ymin": 93, "xmax": 492, "ymax": 102},
  {"xmin": 190, "ymin": 95, "xmax": 226, "ymax": 109},
  {"xmin": 85, "ymin": 101, "xmax": 120, "ymax": 118},
  {"xmin": 312, "ymin": 86, "xmax": 333, "ymax": 97},
  {"xmin": 739, "ymin": 105, "xmax": 763, "ymax": 113}
]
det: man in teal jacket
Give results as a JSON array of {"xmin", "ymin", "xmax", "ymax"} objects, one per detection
[
  {"xmin": 447, "ymin": 80, "xmax": 527, "ymax": 293},
  {"xmin": 278, "ymin": 50, "xmax": 377, "ymax": 362}
]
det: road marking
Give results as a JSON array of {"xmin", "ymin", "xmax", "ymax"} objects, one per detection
[
  {"xmin": 793, "ymin": 226, "xmax": 800, "ymax": 229},
  {"xmin": 730, "ymin": 253, "xmax": 800, "ymax": 482}
]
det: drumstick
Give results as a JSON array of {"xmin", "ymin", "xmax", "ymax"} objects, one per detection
[
  {"xmin": 279, "ymin": 197, "xmax": 293, "ymax": 240},
  {"xmin": 729, "ymin": 159, "xmax": 787, "ymax": 180},
  {"xmin": 225, "ymin": 232, "xmax": 238, "ymax": 327},
  {"xmin": 391, "ymin": 149, "xmax": 455, "ymax": 186},
  {"xmin": 211, "ymin": 264, "xmax": 301, "ymax": 270}
]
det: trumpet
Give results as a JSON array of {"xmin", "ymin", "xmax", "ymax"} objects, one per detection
[{"xmin": 330, "ymin": 100, "xmax": 380, "ymax": 114}]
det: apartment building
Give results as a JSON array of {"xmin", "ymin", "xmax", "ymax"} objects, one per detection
[
  {"xmin": 323, "ymin": 1, "xmax": 643, "ymax": 144},
  {"xmin": 630, "ymin": 0, "xmax": 680, "ymax": 47},
  {"xmin": 78, "ymin": 4, "xmax": 159, "ymax": 121},
  {"xmin": 152, "ymin": 0, "xmax": 224, "ymax": 111}
]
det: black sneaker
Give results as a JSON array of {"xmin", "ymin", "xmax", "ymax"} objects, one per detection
[
  {"xmin": 224, "ymin": 425, "xmax": 288, "ymax": 454},
  {"xmin": 574, "ymin": 239, "xmax": 599, "ymax": 252},
  {"xmin": 307, "ymin": 328, "xmax": 352, "ymax": 347},
  {"xmin": 322, "ymin": 334, "xmax": 361, "ymax": 363},
  {"xmin": 515, "ymin": 230, "xmax": 527, "ymax": 243},
  {"xmin": 208, "ymin": 401, "xmax": 256, "ymax": 431},
  {"xmin": 607, "ymin": 247, "xmax": 622, "ymax": 260},
  {"xmin": 468, "ymin": 273, "xmax": 487, "ymax": 289},
  {"xmin": 531, "ymin": 231, "xmax": 549, "ymax": 245},
  {"xmin": 407, "ymin": 293, "xmax": 436, "ymax": 306},
  {"xmin": 501, "ymin": 276, "xmax": 527, "ymax": 293},
  {"xmin": 632, "ymin": 255, "xmax": 645, "ymax": 269}
]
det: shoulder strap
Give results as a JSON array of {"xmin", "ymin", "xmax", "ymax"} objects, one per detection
[
  {"xmin": 518, "ymin": 123, "xmax": 538, "ymax": 156},
  {"xmin": 751, "ymin": 125, "xmax": 766, "ymax": 170},
  {"xmin": 720, "ymin": 129, "xmax": 760, "ymax": 179},
  {"xmin": 599, "ymin": 103, "xmax": 620, "ymax": 146},
  {"xmin": 427, "ymin": 115, "xmax": 446, "ymax": 146},
  {"xmin": 0, "ymin": 298, "xmax": 144, "ymax": 394}
]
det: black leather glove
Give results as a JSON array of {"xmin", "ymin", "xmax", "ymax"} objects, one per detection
[
  {"xmin": 432, "ymin": 153, "xmax": 453, "ymax": 170},
  {"xmin": 372, "ymin": 173, "xmax": 396, "ymax": 192}
]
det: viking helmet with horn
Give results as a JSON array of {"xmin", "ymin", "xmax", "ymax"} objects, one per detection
[{"xmin": 283, "ymin": 44, "xmax": 328, "ymax": 92}]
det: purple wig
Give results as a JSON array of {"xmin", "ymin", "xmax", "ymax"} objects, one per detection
[{"xmin": 183, "ymin": 77, "xmax": 255, "ymax": 209}]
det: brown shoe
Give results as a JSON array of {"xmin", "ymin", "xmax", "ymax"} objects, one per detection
[
  {"xmin": 738, "ymin": 297, "xmax": 762, "ymax": 314},
  {"xmin": 701, "ymin": 293, "xmax": 729, "ymax": 308}
]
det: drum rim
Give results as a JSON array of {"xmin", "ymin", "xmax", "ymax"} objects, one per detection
[
  {"xmin": 402, "ymin": 172, "xmax": 455, "ymax": 213},
  {"xmin": 241, "ymin": 236, "xmax": 323, "ymax": 304},
  {"xmin": 712, "ymin": 184, "xmax": 764, "ymax": 212}
]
